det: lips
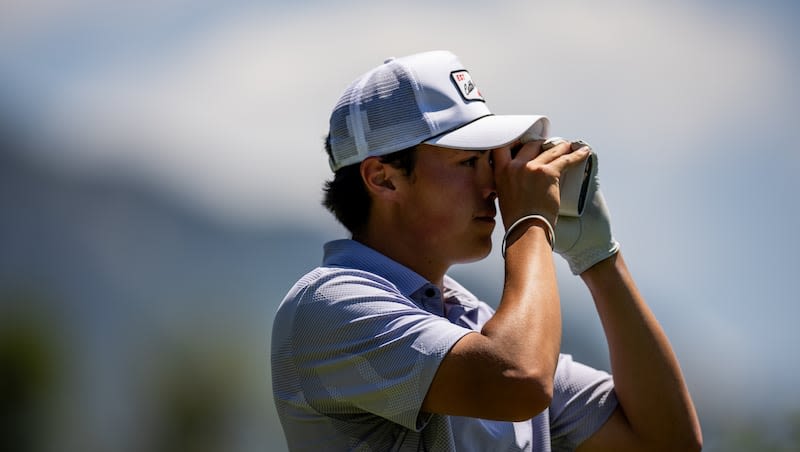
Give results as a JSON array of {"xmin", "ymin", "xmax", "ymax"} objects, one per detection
[{"xmin": 475, "ymin": 210, "xmax": 497, "ymax": 222}]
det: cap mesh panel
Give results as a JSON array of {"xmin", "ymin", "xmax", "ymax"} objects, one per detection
[
  {"xmin": 363, "ymin": 66, "xmax": 430, "ymax": 154},
  {"xmin": 329, "ymin": 64, "xmax": 431, "ymax": 168},
  {"xmin": 329, "ymin": 85, "xmax": 358, "ymax": 163}
]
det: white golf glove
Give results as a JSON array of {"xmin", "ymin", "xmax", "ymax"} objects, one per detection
[{"xmin": 554, "ymin": 159, "xmax": 620, "ymax": 275}]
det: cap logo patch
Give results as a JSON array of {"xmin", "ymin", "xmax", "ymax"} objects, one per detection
[{"xmin": 451, "ymin": 70, "xmax": 484, "ymax": 102}]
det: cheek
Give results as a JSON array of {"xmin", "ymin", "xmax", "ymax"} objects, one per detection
[
  {"xmin": 417, "ymin": 169, "xmax": 474, "ymax": 202},
  {"xmin": 406, "ymin": 195, "xmax": 453, "ymax": 227},
  {"xmin": 404, "ymin": 165, "xmax": 477, "ymax": 227},
  {"xmin": 415, "ymin": 175, "xmax": 464, "ymax": 208},
  {"xmin": 407, "ymin": 186, "xmax": 471, "ymax": 233}
]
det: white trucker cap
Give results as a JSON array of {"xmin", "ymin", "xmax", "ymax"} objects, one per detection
[{"xmin": 327, "ymin": 50, "xmax": 550, "ymax": 171}]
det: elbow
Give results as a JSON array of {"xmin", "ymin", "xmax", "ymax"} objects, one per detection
[
  {"xmin": 669, "ymin": 416, "xmax": 704, "ymax": 452},
  {"xmin": 652, "ymin": 437, "xmax": 702, "ymax": 452},
  {"xmin": 647, "ymin": 424, "xmax": 703, "ymax": 452},
  {"xmin": 500, "ymin": 370, "xmax": 554, "ymax": 421},
  {"xmin": 684, "ymin": 428, "xmax": 703, "ymax": 452}
]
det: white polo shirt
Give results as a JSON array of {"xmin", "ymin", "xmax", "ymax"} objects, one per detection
[{"xmin": 271, "ymin": 239, "xmax": 617, "ymax": 451}]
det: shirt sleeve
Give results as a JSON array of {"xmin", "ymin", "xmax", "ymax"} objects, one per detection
[
  {"xmin": 549, "ymin": 354, "xmax": 619, "ymax": 451},
  {"xmin": 289, "ymin": 271, "xmax": 472, "ymax": 431}
]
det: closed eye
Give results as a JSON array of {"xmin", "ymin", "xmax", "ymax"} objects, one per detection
[{"xmin": 461, "ymin": 156, "xmax": 479, "ymax": 167}]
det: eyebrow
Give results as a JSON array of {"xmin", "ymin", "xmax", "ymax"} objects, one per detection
[{"xmin": 453, "ymin": 149, "xmax": 488, "ymax": 160}]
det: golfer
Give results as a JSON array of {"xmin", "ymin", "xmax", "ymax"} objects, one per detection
[{"xmin": 271, "ymin": 50, "xmax": 702, "ymax": 451}]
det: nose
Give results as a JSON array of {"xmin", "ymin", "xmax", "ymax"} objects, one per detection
[{"xmin": 479, "ymin": 157, "xmax": 497, "ymax": 200}]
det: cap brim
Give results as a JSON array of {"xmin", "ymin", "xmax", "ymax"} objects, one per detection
[{"xmin": 424, "ymin": 115, "xmax": 550, "ymax": 150}]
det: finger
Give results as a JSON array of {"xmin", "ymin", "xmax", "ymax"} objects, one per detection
[
  {"xmin": 534, "ymin": 139, "xmax": 574, "ymax": 163},
  {"xmin": 541, "ymin": 137, "xmax": 568, "ymax": 152},
  {"xmin": 570, "ymin": 140, "xmax": 592, "ymax": 152},
  {"xmin": 549, "ymin": 147, "xmax": 591, "ymax": 173},
  {"xmin": 491, "ymin": 145, "xmax": 512, "ymax": 169},
  {"xmin": 510, "ymin": 140, "xmax": 543, "ymax": 161}
]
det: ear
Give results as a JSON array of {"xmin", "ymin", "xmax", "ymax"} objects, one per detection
[{"xmin": 360, "ymin": 158, "xmax": 399, "ymax": 198}]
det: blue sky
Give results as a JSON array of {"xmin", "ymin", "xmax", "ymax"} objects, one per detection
[{"xmin": 2, "ymin": 0, "xmax": 799, "ymax": 438}]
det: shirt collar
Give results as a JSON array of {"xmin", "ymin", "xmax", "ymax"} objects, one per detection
[
  {"xmin": 322, "ymin": 239, "xmax": 480, "ymax": 310},
  {"xmin": 442, "ymin": 275, "xmax": 480, "ymax": 309},
  {"xmin": 322, "ymin": 239, "xmax": 430, "ymax": 298}
]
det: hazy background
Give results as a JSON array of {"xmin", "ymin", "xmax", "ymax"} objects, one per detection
[{"xmin": 2, "ymin": 0, "xmax": 799, "ymax": 450}]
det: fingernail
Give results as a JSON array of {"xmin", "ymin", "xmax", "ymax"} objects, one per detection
[
  {"xmin": 571, "ymin": 140, "xmax": 591, "ymax": 151},
  {"xmin": 542, "ymin": 137, "xmax": 567, "ymax": 150}
]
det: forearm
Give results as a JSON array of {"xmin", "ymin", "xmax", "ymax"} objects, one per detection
[
  {"xmin": 484, "ymin": 222, "xmax": 562, "ymax": 385},
  {"xmin": 581, "ymin": 253, "xmax": 702, "ymax": 449},
  {"xmin": 481, "ymin": 137, "xmax": 581, "ymax": 383}
]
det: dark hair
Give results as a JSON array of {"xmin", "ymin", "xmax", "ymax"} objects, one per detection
[{"xmin": 322, "ymin": 135, "xmax": 417, "ymax": 235}]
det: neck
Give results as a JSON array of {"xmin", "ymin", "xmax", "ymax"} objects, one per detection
[{"xmin": 354, "ymin": 227, "xmax": 448, "ymax": 289}]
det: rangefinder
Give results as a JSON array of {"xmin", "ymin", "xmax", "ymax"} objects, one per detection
[{"xmin": 516, "ymin": 137, "xmax": 596, "ymax": 217}]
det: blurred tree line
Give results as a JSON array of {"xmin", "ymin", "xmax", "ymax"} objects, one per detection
[{"xmin": 0, "ymin": 290, "xmax": 281, "ymax": 452}]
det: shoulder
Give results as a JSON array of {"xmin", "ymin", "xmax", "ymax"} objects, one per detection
[
  {"xmin": 549, "ymin": 355, "xmax": 618, "ymax": 449},
  {"xmin": 274, "ymin": 265, "xmax": 424, "ymax": 343},
  {"xmin": 285, "ymin": 265, "xmax": 414, "ymax": 309},
  {"xmin": 274, "ymin": 266, "xmax": 471, "ymax": 377}
]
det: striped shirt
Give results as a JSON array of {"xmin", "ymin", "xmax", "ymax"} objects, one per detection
[{"xmin": 271, "ymin": 239, "xmax": 617, "ymax": 451}]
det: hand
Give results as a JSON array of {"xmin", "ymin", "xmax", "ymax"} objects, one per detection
[
  {"xmin": 492, "ymin": 140, "xmax": 590, "ymax": 229},
  {"xmin": 554, "ymin": 170, "xmax": 620, "ymax": 275}
]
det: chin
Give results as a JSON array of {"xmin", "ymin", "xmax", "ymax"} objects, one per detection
[{"xmin": 457, "ymin": 241, "xmax": 493, "ymax": 264}]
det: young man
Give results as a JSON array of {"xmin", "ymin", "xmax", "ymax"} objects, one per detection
[{"xmin": 271, "ymin": 50, "xmax": 702, "ymax": 451}]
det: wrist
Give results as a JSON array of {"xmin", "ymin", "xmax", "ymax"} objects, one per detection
[
  {"xmin": 501, "ymin": 214, "xmax": 555, "ymax": 258},
  {"xmin": 579, "ymin": 248, "xmax": 622, "ymax": 279}
]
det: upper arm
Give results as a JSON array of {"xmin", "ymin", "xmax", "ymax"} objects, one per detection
[
  {"xmin": 576, "ymin": 407, "xmax": 647, "ymax": 452},
  {"xmin": 421, "ymin": 331, "xmax": 554, "ymax": 422}
]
